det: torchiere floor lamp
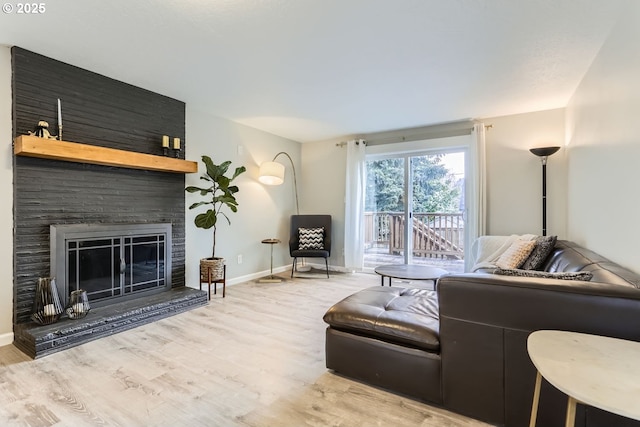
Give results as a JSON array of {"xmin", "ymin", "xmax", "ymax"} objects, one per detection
[{"xmin": 529, "ymin": 146, "xmax": 560, "ymax": 236}]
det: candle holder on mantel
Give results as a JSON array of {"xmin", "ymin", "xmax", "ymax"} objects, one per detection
[
  {"xmin": 162, "ymin": 135, "xmax": 170, "ymax": 156},
  {"xmin": 31, "ymin": 277, "xmax": 64, "ymax": 325},
  {"xmin": 173, "ymin": 137, "xmax": 181, "ymax": 158},
  {"xmin": 66, "ymin": 289, "xmax": 91, "ymax": 319}
]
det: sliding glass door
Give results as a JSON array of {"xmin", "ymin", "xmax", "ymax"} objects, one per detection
[
  {"xmin": 365, "ymin": 157, "xmax": 407, "ymax": 265},
  {"xmin": 364, "ymin": 150, "xmax": 465, "ymax": 273}
]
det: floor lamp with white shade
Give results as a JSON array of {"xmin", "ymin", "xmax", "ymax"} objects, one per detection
[{"xmin": 258, "ymin": 152, "xmax": 311, "ymax": 272}]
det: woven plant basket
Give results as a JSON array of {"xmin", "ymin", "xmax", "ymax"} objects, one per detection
[{"xmin": 200, "ymin": 257, "xmax": 225, "ymax": 281}]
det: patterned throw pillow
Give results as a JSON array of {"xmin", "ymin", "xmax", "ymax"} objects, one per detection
[
  {"xmin": 521, "ymin": 235, "xmax": 557, "ymax": 270},
  {"xmin": 495, "ymin": 240, "xmax": 536, "ymax": 269},
  {"xmin": 298, "ymin": 227, "xmax": 324, "ymax": 250},
  {"xmin": 494, "ymin": 268, "xmax": 593, "ymax": 281}
]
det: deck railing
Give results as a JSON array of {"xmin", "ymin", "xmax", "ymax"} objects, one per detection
[{"xmin": 364, "ymin": 211, "xmax": 464, "ymax": 259}]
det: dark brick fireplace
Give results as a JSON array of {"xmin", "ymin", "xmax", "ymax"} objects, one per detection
[{"xmin": 12, "ymin": 47, "xmax": 206, "ymax": 358}]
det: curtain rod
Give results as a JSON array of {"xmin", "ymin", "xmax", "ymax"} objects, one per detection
[
  {"xmin": 336, "ymin": 140, "xmax": 366, "ymax": 147},
  {"xmin": 366, "ymin": 121, "xmax": 495, "ymax": 146},
  {"xmin": 335, "ymin": 122, "xmax": 491, "ymax": 147}
]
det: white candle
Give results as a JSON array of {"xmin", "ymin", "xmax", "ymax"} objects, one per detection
[
  {"xmin": 173, "ymin": 137, "xmax": 180, "ymax": 150},
  {"xmin": 44, "ymin": 304, "xmax": 55, "ymax": 316},
  {"xmin": 57, "ymin": 99, "xmax": 62, "ymax": 127},
  {"xmin": 73, "ymin": 303, "xmax": 85, "ymax": 314},
  {"xmin": 162, "ymin": 135, "xmax": 169, "ymax": 148}
]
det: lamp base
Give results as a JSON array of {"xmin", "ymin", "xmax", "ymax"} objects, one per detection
[{"xmin": 259, "ymin": 276, "xmax": 282, "ymax": 283}]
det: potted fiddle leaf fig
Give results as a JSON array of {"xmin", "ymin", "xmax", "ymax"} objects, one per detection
[{"xmin": 186, "ymin": 155, "xmax": 246, "ymax": 280}]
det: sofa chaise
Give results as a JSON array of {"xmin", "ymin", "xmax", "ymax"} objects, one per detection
[{"xmin": 323, "ymin": 239, "xmax": 640, "ymax": 427}]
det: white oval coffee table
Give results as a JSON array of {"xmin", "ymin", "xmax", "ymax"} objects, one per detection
[{"xmin": 527, "ymin": 330, "xmax": 640, "ymax": 426}]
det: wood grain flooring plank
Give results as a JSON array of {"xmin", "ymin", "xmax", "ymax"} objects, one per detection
[{"xmin": 0, "ymin": 271, "xmax": 493, "ymax": 427}]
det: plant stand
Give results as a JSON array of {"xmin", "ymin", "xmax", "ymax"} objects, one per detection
[{"xmin": 200, "ymin": 264, "xmax": 226, "ymax": 299}]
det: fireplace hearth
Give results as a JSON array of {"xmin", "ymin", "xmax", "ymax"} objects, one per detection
[
  {"xmin": 15, "ymin": 286, "xmax": 207, "ymax": 358},
  {"xmin": 12, "ymin": 223, "xmax": 208, "ymax": 359}
]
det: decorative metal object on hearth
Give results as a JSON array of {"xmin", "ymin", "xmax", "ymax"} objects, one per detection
[
  {"xmin": 66, "ymin": 289, "xmax": 91, "ymax": 320},
  {"xmin": 31, "ymin": 277, "xmax": 64, "ymax": 325}
]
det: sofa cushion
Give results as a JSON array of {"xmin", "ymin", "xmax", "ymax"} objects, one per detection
[
  {"xmin": 584, "ymin": 262, "xmax": 640, "ymax": 289},
  {"xmin": 521, "ymin": 235, "xmax": 557, "ymax": 270},
  {"xmin": 493, "ymin": 268, "xmax": 593, "ymax": 281},
  {"xmin": 495, "ymin": 240, "xmax": 536, "ymax": 269},
  {"xmin": 541, "ymin": 240, "xmax": 599, "ymax": 272},
  {"xmin": 323, "ymin": 286, "xmax": 439, "ymax": 352}
]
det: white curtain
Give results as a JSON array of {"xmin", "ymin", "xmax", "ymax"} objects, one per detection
[
  {"xmin": 464, "ymin": 123, "xmax": 487, "ymax": 271},
  {"xmin": 344, "ymin": 139, "xmax": 366, "ymax": 271}
]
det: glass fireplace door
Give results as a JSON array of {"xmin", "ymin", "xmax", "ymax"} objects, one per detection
[{"xmin": 66, "ymin": 233, "xmax": 167, "ymax": 304}]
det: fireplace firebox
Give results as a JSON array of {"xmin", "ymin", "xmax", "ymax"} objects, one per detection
[{"xmin": 51, "ymin": 223, "xmax": 172, "ymax": 307}]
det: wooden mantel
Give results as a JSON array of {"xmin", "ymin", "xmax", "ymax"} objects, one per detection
[{"xmin": 14, "ymin": 135, "xmax": 198, "ymax": 174}]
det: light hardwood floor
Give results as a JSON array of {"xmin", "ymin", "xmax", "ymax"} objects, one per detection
[{"xmin": 0, "ymin": 271, "xmax": 494, "ymax": 427}]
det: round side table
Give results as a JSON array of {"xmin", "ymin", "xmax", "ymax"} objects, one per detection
[{"xmin": 259, "ymin": 238, "xmax": 281, "ymax": 283}]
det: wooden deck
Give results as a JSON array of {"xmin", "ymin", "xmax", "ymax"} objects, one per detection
[
  {"xmin": 364, "ymin": 246, "xmax": 465, "ymax": 273},
  {"xmin": 365, "ymin": 211, "xmax": 465, "ymax": 273}
]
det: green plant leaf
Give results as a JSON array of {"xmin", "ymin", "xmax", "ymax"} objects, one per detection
[
  {"xmin": 217, "ymin": 175, "xmax": 230, "ymax": 190},
  {"xmin": 188, "ymin": 201, "xmax": 210, "ymax": 210},
  {"xmin": 232, "ymin": 166, "xmax": 246, "ymax": 180},
  {"xmin": 194, "ymin": 210, "xmax": 217, "ymax": 229}
]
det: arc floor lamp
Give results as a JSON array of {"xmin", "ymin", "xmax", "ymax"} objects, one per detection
[
  {"xmin": 258, "ymin": 152, "xmax": 311, "ymax": 274},
  {"xmin": 529, "ymin": 146, "xmax": 560, "ymax": 236},
  {"xmin": 258, "ymin": 151, "xmax": 300, "ymax": 215}
]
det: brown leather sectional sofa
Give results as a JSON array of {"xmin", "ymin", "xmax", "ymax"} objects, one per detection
[{"xmin": 324, "ymin": 240, "xmax": 640, "ymax": 427}]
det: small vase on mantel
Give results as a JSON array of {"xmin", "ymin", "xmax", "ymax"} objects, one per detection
[{"xmin": 31, "ymin": 277, "xmax": 64, "ymax": 325}]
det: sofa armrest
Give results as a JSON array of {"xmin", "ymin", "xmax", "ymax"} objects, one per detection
[{"xmin": 438, "ymin": 273, "xmax": 640, "ymax": 426}]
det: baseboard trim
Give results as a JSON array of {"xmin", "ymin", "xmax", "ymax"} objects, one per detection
[
  {"xmin": 0, "ymin": 331, "xmax": 14, "ymax": 347},
  {"xmin": 223, "ymin": 262, "xmax": 350, "ymax": 287}
]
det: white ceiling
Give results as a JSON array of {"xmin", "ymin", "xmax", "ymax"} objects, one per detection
[{"xmin": 0, "ymin": 0, "xmax": 627, "ymax": 143}]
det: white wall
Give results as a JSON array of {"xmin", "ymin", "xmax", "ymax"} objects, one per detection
[
  {"xmin": 300, "ymin": 138, "xmax": 348, "ymax": 268},
  {"xmin": 185, "ymin": 107, "xmax": 301, "ymax": 286},
  {"xmin": 0, "ymin": 46, "xmax": 15, "ymax": 345},
  {"xmin": 483, "ymin": 109, "xmax": 567, "ymax": 237},
  {"xmin": 565, "ymin": 2, "xmax": 640, "ymax": 272}
]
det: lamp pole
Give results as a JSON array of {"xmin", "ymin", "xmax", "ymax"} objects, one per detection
[
  {"xmin": 271, "ymin": 151, "xmax": 300, "ymax": 215},
  {"xmin": 529, "ymin": 147, "xmax": 560, "ymax": 236}
]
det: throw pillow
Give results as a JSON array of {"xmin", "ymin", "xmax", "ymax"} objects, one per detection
[
  {"xmin": 494, "ymin": 268, "xmax": 593, "ymax": 281},
  {"xmin": 298, "ymin": 227, "xmax": 324, "ymax": 250},
  {"xmin": 495, "ymin": 240, "xmax": 536, "ymax": 269},
  {"xmin": 522, "ymin": 235, "xmax": 557, "ymax": 270}
]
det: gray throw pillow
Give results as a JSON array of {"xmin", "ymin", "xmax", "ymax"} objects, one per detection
[
  {"xmin": 521, "ymin": 235, "xmax": 557, "ymax": 270},
  {"xmin": 494, "ymin": 268, "xmax": 593, "ymax": 281}
]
